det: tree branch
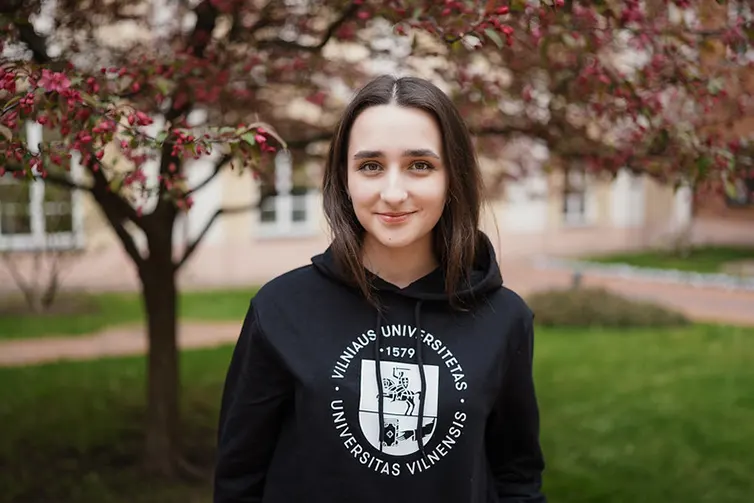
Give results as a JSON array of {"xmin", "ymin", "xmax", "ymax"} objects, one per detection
[
  {"xmin": 471, "ymin": 123, "xmax": 559, "ymax": 142},
  {"xmin": 154, "ymin": 0, "xmax": 220, "ymax": 133},
  {"xmin": 11, "ymin": 12, "xmax": 142, "ymax": 225},
  {"xmin": 185, "ymin": 153, "xmax": 231, "ymax": 197},
  {"xmin": 85, "ymin": 157, "xmax": 146, "ymax": 228},
  {"xmin": 110, "ymin": 218, "xmax": 147, "ymax": 267},
  {"xmin": 256, "ymin": 2, "xmax": 359, "ymax": 52},
  {"xmin": 286, "ymin": 131, "xmax": 333, "ymax": 149},
  {"xmin": 13, "ymin": 19, "xmax": 54, "ymax": 64},
  {"xmin": 0, "ymin": 253, "xmax": 35, "ymax": 307},
  {"xmin": 156, "ymin": 0, "xmax": 221, "ymax": 209},
  {"xmin": 174, "ymin": 203, "xmax": 255, "ymax": 271},
  {"xmin": 78, "ymin": 161, "xmax": 146, "ymax": 267},
  {"xmin": 229, "ymin": 0, "xmax": 276, "ymax": 41},
  {"xmin": 9, "ymin": 16, "xmax": 148, "ymax": 267},
  {"xmin": 4, "ymin": 162, "xmax": 93, "ymax": 192}
]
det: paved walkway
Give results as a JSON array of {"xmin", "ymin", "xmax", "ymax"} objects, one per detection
[
  {"xmin": 1, "ymin": 262, "xmax": 753, "ymax": 367},
  {"xmin": 0, "ymin": 322, "xmax": 241, "ymax": 367},
  {"xmin": 500, "ymin": 263, "xmax": 754, "ymax": 327}
]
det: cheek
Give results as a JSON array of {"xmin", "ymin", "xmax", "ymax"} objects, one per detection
[
  {"xmin": 416, "ymin": 178, "xmax": 448, "ymax": 214},
  {"xmin": 347, "ymin": 179, "xmax": 376, "ymax": 208}
]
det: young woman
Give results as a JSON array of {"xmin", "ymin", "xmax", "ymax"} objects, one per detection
[{"xmin": 214, "ymin": 75, "xmax": 546, "ymax": 503}]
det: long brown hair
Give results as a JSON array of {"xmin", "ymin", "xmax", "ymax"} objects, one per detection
[{"xmin": 322, "ymin": 75, "xmax": 484, "ymax": 308}]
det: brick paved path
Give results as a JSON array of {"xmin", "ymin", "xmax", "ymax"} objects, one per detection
[{"xmin": 1, "ymin": 262, "xmax": 752, "ymax": 367}]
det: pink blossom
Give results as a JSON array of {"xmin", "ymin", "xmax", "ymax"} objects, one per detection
[{"xmin": 38, "ymin": 69, "xmax": 71, "ymax": 93}]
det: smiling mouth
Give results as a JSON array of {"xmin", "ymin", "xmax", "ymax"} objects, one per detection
[
  {"xmin": 376, "ymin": 211, "xmax": 416, "ymax": 223},
  {"xmin": 377, "ymin": 212, "xmax": 415, "ymax": 217}
]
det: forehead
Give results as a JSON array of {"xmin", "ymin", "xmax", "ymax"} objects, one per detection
[{"xmin": 347, "ymin": 104, "xmax": 442, "ymax": 155}]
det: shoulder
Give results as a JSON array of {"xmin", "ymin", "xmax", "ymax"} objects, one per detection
[
  {"xmin": 246, "ymin": 264, "xmax": 325, "ymax": 337},
  {"xmin": 252, "ymin": 263, "xmax": 322, "ymax": 308},
  {"xmin": 486, "ymin": 285, "xmax": 534, "ymax": 331},
  {"xmin": 489, "ymin": 285, "xmax": 532, "ymax": 316}
]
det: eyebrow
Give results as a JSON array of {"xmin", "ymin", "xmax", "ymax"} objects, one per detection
[{"xmin": 352, "ymin": 148, "xmax": 441, "ymax": 160}]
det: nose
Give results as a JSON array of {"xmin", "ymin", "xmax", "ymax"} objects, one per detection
[{"xmin": 380, "ymin": 167, "xmax": 408, "ymax": 205}]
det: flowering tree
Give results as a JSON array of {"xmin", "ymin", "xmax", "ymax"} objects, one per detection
[{"xmin": 1, "ymin": 0, "xmax": 751, "ymax": 476}]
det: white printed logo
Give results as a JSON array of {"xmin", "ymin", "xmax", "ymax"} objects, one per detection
[
  {"xmin": 330, "ymin": 324, "xmax": 469, "ymax": 477},
  {"xmin": 358, "ymin": 360, "xmax": 439, "ymax": 456}
]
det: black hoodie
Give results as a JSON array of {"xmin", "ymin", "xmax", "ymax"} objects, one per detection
[{"xmin": 214, "ymin": 233, "xmax": 546, "ymax": 503}]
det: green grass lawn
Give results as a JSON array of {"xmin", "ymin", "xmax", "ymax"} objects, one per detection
[
  {"xmin": 0, "ymin": 287, "xmax": 258, "ymax": 340},
  {"xmin": 583, "ymin": 245, "xmax": 754, "ymax": 274},
  {"xmin": 1, "ymin": 324, "xmax": 752, "ymax": 503}
]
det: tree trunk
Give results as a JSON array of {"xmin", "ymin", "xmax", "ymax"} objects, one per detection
[{"xmin": 139, "ymin": 232, "xmax": 181, "ymax": 477}]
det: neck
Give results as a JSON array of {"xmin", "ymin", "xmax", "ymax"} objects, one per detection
[{"xmin": 362, "ymin": 234, "xmax": 438, "ymax": 289}]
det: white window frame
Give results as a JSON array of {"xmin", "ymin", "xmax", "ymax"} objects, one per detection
[
  {"xmin": 255, "ymin": 149, "xmax": 319, "ymax": 239},
  {"xmin": 0, "ymin": 121, "xmax": 85, "ymax": 252},
  {"xmin": 256, "ymin": 190, "xmax": 319, "ymax": 238}
]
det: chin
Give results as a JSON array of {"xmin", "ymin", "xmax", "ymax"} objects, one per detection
[
  {"xmin": 376, "ymin": 237, "xmax": 415, "ymax": 249},
  {"xmin": 367, "ymin": 228, "xmax": 430, "ymax": 250}
]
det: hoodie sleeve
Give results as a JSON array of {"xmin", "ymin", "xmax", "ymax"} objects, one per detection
[
  {"xmin": 214, "ymin": 301, "xmax": 294, "ymax": 503},
  {"xmin": 486, "ymin": 314, "xmax": 547, "ymax": 502}
]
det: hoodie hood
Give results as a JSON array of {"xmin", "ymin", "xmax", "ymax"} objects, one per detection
[
  {"xmin": 311, "ymin": 231, "xmax": 503, "ymax": 458},
  {"xmin": 311, "ymin": 231, "xmax": 503, "ymax": 304}
]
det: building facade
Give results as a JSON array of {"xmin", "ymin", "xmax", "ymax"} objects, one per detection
[
  {"xmin": 2, "ymin": 138, "xmax": 733, "ymax": 293},
  {"xmin": 1, "ymin": 0, "xmax": 752, "ymax": 294}
]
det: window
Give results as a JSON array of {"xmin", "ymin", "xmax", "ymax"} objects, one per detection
[
  {"xmin": 0, "ymin": 178, "xmax": 32, "ymax": 236},
  {"xmin": 256, "ymin": 150, "xmax": 318, "ymax": 237},
  {"xmin": 562, "ymin": 168, "xmax": 590, "ymax": 226},
  {"xmin": 0, "ymin": 173, "xmax": 83, "ymax": 251},
  {"xmin": 0, "ymin": 122, "xmax": 84, "ymax": 251}
]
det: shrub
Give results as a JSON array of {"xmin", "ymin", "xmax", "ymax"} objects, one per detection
[{"xmin": 525, "ymin": 287, "xmax": 691, "ymax": 328}]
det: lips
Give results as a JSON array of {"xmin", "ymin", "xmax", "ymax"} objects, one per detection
[{"xmin": 376, "ymin": 211, "xmax": 416, "ymax": 224}]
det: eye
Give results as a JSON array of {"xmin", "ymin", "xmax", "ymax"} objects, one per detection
[
  {"xmin": 358, "ymin": 161, "xmax": 382, "ymax": 173},
  {"xmin": 410, "ymin": 161, "xmax": 435, "ymax": 172}
]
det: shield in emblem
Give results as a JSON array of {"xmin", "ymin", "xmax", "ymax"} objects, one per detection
[{"xmin": 358, "ymin": 359, "xmax": 439, "ymax": 456}]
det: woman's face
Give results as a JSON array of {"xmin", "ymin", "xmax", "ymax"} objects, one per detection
[{"xmin": 346, "ymin": 104, "xmax": 448, "ymax": 252}]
